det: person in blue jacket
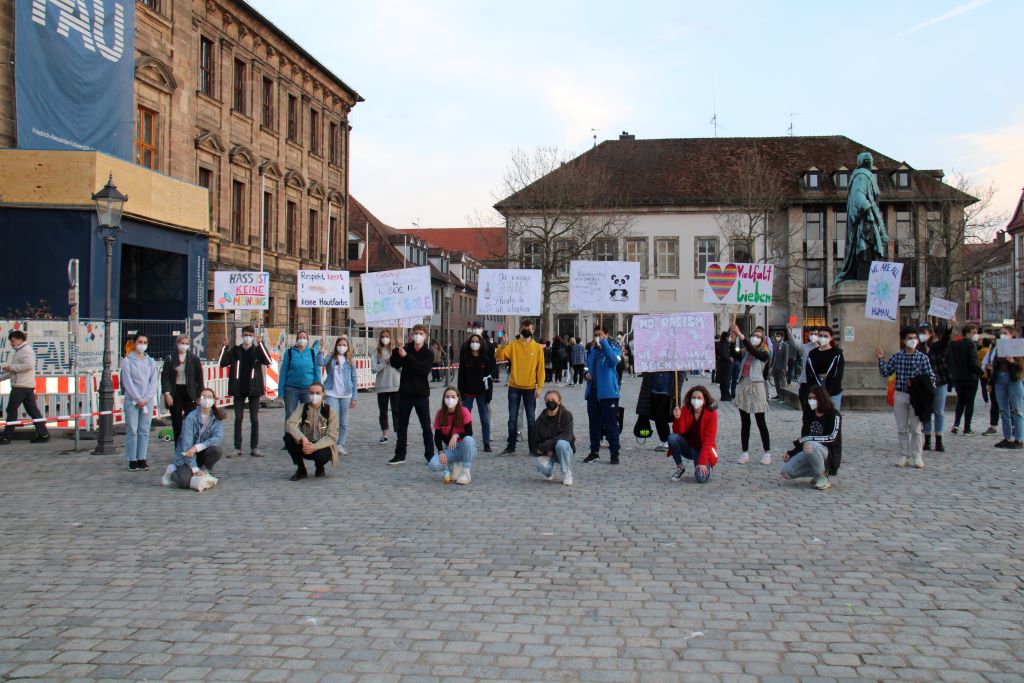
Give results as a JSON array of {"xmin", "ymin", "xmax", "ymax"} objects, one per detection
[
  {"xmin": 277, "ymin": 330, "xmax": 323, "ymax": 427},
  {"xmin": 582, "ymin": 325, "xmax": 623, "ymax": 464}
]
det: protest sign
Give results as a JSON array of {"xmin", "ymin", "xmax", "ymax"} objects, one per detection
[
  {"xmin": 702, "ymin": 262, "xmax": 775, "ymax": 306},
  {"xmin": 568, "ymin": 261, "xmax": 640, "ymax": 313},
  {"xmin": 214, "ymin": 271, "xmax": 269, "ymax": 310},
  {"xmin": 927, "ymin": 297, "xmax": 957, "ymax": 320},
  {"xmin": 997, "ymin": 338, "xmax": 1024, "ymax": 357},
  {"xmin": 865, "ymin": 261, "xmax": 904, "ymax": 321},
  {"xmin": 632, "ymin": 313, "xmax": 715, "ymax": 372},
  {"xmin": 361, "ymin": 266, "xmax": 433, "ymax": 323},
  {"xmin": 477, "ymin": 269, "xmax": 542, "ymax": 316},
  {"xmin": 297, "ymin": 270, "xmax": 350, "ymax": 308}
]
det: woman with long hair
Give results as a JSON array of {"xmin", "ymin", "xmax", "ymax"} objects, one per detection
[
  {"xmin": 782, "ymin": 385, "xmax": 841, "ymax": 490},
  {"xmin": 162, "ymin": 388, "xmax": 225, "ymax": 489},
  {"xmin": 991, "ymin": 324, "xmax": 1024, "ymax": 449},
  {"xmin": 804, "ymin": 325, "xmax": 845, "ymax": 411},
  {"xmin": 730, "ymin": 323, "xmax": 772, "ymax": 464},
  {"xmin": 324, "ymin": 335, "xmax": 357, "ymax": 455},
  {"xmin": 457, "ymin": 332, "xmax": 495, "ymax": 452},
  {"xmin": 533, "ymin": 389, "xmax": 576, "ymax": 486},
  {"xmin": 667, "ymin": 385, "xmax": 718, "ymax": 483},
  {"xmin": 371, "ymin": 328, "xmax": 401, "ymax": 443},
  {"xmin": 429, "ymin": 387, "xmax": 476, "ymax": 484}
]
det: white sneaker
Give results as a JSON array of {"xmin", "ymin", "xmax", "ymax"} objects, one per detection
[
  {"xmin": 913, "ymin": 457, "xmax": 925, "ymax": 469},
  {"xmin": 451, "ymin": 463, "xmax": 464, "ymax": 481},
  {"xmin": 738, "ymin": 452, "xmax": 750, "ymax": 464},
  {"xmin": 563, "ymin": 472, "xmax": 573, "ymax": 487},
  {"xmin": 657, "ymin": 442, "xmax": 668, "ymax": 451},
  {"xmin": 456, "ymin": 470, "xmax": 471, "ymax": 485},
  {"xmin": 339, "ymin": 446, "xmax": 349, "ymax": 456},
  {"xmin": 760, "ymin": 452, "xmax": 771, "ymax": 465},
  {"xmin": 161, "ymin": 464, "xmax": 175, "ymax": 487},
  {"xmin": 895, "ymin": 457, "xmax": 909, "ymax": 467}
]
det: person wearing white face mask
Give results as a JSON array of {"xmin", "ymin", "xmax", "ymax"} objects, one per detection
[
  {"xmin": 782, "ymin": 385, "xmax": 841, "ymax": 490},
  {"xmin": 163, "ymin": 388, "xmax": 226, "ymax": 488},
  {"xmin": 428, "ymin": 387, "xmax": 476, "ymax": 484},
  {"xmin": 796, "ymin": 326, "xmax": 821, "ymax": 411},
  {"xmin": 877, "ymin": 327, "xmax": 936, "ymax": 468},
  {"xmin": 666, "ymin": 385, "xmax": 719, "ymax": 483},
  {"xmin": 458, "ymin": 333, "xmax": 496, "ymax": 452},
  {"xmin": 0, "ymin": 329, "xmax": 50, "ymax": 446},
  {"xmin": 948, "ymin": 324, "xmax": 984, "ymax": 435},
  {"xmin": 804, "ymin": 326, "xmax": 845, "ymax": 411},
  {"xmin": 917, "ymin": 321, "xmax": 953, "ymax": 452},
  {"xmin": 161, "ymin": 334, "xmax": 205, "ymax": 444},
  {"xmin": 388, "ymin": 324, "xmax": 435, "ymax": 465},
  {"xmin": 218, "ymin": 325, "xmax": 272, "ymax": 458},
  {"xmin": 323, "ymin": 336, "xmax": 357, "ymax": 456},
  {"xmin": 119, "ymin": 333, "xmax": 160, "ymax": 471},
  {"xmin": 371, "ymin": 329, "xmax": 401, "ymax": 444},
  {"xmin": 729, "ymin": 323, "xmax": 772, "ymax": 465},
  {"xmin": 277, "ymin": 330, "xmax": 323, "ymax": 431},
  {"xmin": 989, "ymin": 325, "xmax": 1024, "ymax": 449},
  {"xmin": 284, "ymin": 382, "xmax": 339, "ymax": 480}
]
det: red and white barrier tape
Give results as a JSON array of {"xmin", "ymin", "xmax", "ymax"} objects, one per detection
[{"xmin": 0, "ymin": 409, "xmax": 123, "ymax": 428}]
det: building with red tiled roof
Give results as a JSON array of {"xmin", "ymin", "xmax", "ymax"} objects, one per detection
[
  {"xmin": 405, "ymin": 228, "xmax": 507, "ymax": 267},
  {"xmin": 1002, "ymin": 187, "xmax": 1024, "ymax": 323}
]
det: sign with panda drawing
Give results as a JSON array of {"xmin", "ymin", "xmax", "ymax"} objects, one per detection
[{"xmin": 568, "ymin": 261, "xmax": 641, "ymax": 313}]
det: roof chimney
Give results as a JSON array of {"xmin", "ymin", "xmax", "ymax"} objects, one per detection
[{"xmin": 619, "ymin": 131, "xmax": 635, "ymax": 140}]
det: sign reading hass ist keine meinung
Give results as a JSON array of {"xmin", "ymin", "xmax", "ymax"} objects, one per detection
[{"xmin": 214, "ymin": 272, "xmax": 269, "ymax": 310}]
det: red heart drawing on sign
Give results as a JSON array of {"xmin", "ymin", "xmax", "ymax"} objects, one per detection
[{"xmin": 706, "ymin": 263, "xmax": 738, "ymax": 300}]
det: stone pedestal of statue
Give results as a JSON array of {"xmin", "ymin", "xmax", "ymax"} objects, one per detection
[{"xmin": 827, "ymin": 280, "xmax": 895, "ymax": 410}]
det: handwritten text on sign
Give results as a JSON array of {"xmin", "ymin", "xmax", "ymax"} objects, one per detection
[
  {"xmin": 702, "ymin": 263, "xmax": 774, "ymax": 306},
  {"xmin": 633, "ymin": 313, "xmax": 716, "ymax": 371},
  {"xmin": 927, "ymin": 296, "xmax": 957, "ymax": 320},
  {"xmin": 477, "ymin": 269, "xmax": 542, "ymax": 316},
  {"xmin": 865, "ymin": 261, "xmax": 904, "ymax": 321},
  {"xmin": 568, "ymin": 261, "xmax": 640, "ymax": 313},
  {"xmin": 297, "ymin": 270, "xmax": 350, "ymax": 308},
  {"xmin": 362, "ymin": 266, "xmax": 433, "ymax": 324},
  {"xmin": 214, "ymin": 271, "xmax": 269, "ymax": 310}
]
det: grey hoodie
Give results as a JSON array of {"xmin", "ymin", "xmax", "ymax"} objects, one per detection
[{"xmin": 371, "ymin": 348, "xmax": 401, "ymax": 393}]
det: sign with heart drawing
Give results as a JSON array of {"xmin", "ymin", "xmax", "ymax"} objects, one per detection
[{"xmin": 702, "ymin": 262, "xmax": 774, "ymax": 306}]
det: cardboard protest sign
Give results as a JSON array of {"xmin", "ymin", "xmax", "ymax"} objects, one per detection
[
  {"xmin": 702, "ymin": 262, "xmax": 774, "ymax": 306},
  {"xmin": 568, "ymin": 261, "xmax": 640, "ymax": 313},
  {"xmin": 297, "ymin": 270, "xmax": 350, "ymax": 308},
  {"xmin": 214, "ymin": 271, "xmax": 269, "ymax": 310},
  {"xmin": 865, "ymin": 261, "xmax": 905, "ymax": 321},
  {"xmin": 361, "ymin": 266, "xmax": 433, "ymax": 324},
  {"xmin": 997, "ymin": 338, "xmax": 1024, "ymax": 357},
  {"xmin": 477, "ymin": 269, "xmax": 542, "ymax": 316},
  {"xmin": 632, "ymin": 313, "xmax": 715, "ymax": 371},
  {"xmin": 927, "ymin": 297, "xmax": 957, "ymax": 320}
]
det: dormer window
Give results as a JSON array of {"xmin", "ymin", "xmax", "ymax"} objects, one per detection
[
  {"xmin": 834, "ymin": 170, "xmax": 849, "ymax": 190},
  {"xmin": 804, "ymin": 168, "xmax": 820, "ymax": 191},
  {"xmin": 895, "ymin": 170, "xmax": 911, "ymax": 190}
]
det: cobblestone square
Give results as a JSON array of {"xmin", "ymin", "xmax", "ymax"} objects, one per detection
[{"xmin": 0, "ymin": 375, "xmax": 1021, "ymax": 682}]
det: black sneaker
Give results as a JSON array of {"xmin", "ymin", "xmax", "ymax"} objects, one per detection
[
  {"xmin": 583, "ymin": 452, "xmax": 599, "ymax": 463},
  {"xmin": 378, "ymin": 435, "xmax": 389, "ymax": 443},
  {"xmin": 315, "ymin": 467, "xmax": 326, "ymax": 477},
  {"xmin": 671, "ymin": 465, "xmax": 685, "ymax": 481},
  {"xmin": 950, "ymin": 426, "xmax": 959, "ymax": 434},
  {"xmin": 1012, "ymin": 441, "xmax": 1024, "ymax": 450},
  {"xmin": 290, "ymin": 469, "xmax": 308, "ymax": 481},
  {"xmin": 484, "ymin": 443, "xmax": 492, "ymax": 453},
  {"xmin": 500, "ymin": 446, "xmax": 515, "ymax": 455},
  {"xmin": 137, "ymin": 460, "xmax": 150, "ymax": 471},
  {"xmin": 963, "ymin": 428, "xmax": 974, "ymax": 435},
  {"xmin": 994, "ymin": 439, "xmax": 1012, "ymax": 448},
  {"xmin": 388, "ymin": 455, "xmax": 406, "ymax": 465},
  {"xmin": 0, "ymin": 436, "xmax": 10, "ymax": 445},
  {"xmin": 31, "ymin": 434, "xmax": 50, "ymax": 444},
  {"xmin": 128, "ymin": 460, "xmax": 138, "ymax": 471},
  {"xmin": 610, "ymin": 456, "xmax": 620, "ymax": 465}
]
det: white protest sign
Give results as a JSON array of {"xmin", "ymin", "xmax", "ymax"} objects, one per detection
[
  {"xmin": 477, "ymin": 269, "xmax": 542, "ymax": 316},
  {"xmin": 214, "ymin": 271, "xmax": 269, "ymax": 310},
  {"xmin": 927, "ymin": 297, "xmax": 958, "ymax": 320},
  {"xmin": 997, "ymin": 338, "xmax": 1024, "ymax": 357},
  {"xmin": 297, "ymin": 270, "xmax": 350, "ymax": 308},
  {"xmin": 702, "ymin": 262, "xmax": 775, "ymax": 306},
  {"xmin": 361, "ymin": 266, "xmax": 433, "ymax": 324},
  {"xmin": 632, "ymin": 313, "xmax": 716, "ymax": 371},
  {"xmin": 568, "ymin": 261, "xmax": 640, "ymax": 313},
  {"xmin": 865, "ymin": 261, "xmax": 905, "ymax": 321}
]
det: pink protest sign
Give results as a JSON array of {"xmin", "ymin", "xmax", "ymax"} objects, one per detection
[{"xmin": 633, "ymin": 313, "xmax": 715, "ymax": 372}]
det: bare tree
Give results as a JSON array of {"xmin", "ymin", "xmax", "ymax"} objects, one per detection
[{"xmin": 494, "ymin": 147, "xmax": 634, "ymax": 335}]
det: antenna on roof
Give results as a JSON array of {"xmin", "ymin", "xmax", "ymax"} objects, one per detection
[
  {"xmin": 710, "ymin": 84, "xmax": 719, "ymax": 137},
  {"xmin": 786, "ymin": 113, "xmax": 798, "ymax": 136}
]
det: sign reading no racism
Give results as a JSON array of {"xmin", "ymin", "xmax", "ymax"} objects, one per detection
[
  {"xmin": 362, "ymin": 266, "xmax": 433, "ymax": 324},
  {"xmin": 633, "ymin": 313, "xmax": 716, "ymax": 372}
]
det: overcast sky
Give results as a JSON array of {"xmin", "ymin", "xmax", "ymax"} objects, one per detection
[{"xmin": 250, "ymin": 0, "xmax": 1023, "ymax": 229}]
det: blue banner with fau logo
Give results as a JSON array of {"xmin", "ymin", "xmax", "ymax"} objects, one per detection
[{"xmin": 15, "ymin": 0, "xmax": 135, "ymax": 160}]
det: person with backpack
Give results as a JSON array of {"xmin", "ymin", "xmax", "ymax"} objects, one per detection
[
  {"xmin": 877, "ymin": 327, "xmax": 936, "ymax": 468},
  {"xmin": 284, "ymin": 381, "xmax": 339, "ymax": 480},
  {"xmin": 218, "ymin": 326, "xmax": 273, "ymax": 458},
  {"xmin": 730, "ymin": 323, "xmax": 772, "ymax": 465},
  {"xmin": 161, "ymin": 334, "xmax": 205, "ymax": 444},
  {"xmin": 277, "ymin": 330, "xmax": 323, "ymax": 428}
]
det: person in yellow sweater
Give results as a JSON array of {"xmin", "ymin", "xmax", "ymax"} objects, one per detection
[{"xmin": 496, "ymin": 320, "xmax": 545, "ymax": 454}]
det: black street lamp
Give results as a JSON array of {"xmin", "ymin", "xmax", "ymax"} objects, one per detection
[{"xmin": 91, "ymin": 175, "xmax": 127, "ymax": 455}]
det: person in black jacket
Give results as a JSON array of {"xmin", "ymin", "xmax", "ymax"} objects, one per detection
[
  {"xmin": 919, "ymin": 321, "xmax": 952, "ymax": 452},
  {"xmin": 533, "ymin": 389, "xmax": 576, "ymax": 486},
  {"xmin": 948, "ymin": 323, "xmax": 983, "ymax": 435},
  {"xmin": 715, "ymin": 332, "xmax": 734, "ymax": 401},
  {"xmin": 635, "ymin": 370, "xmax": 683, "ymax": 447},
  {"xmin": 161, "ymin": 334, "xmax": 205, "ymax": 443},
  {"xmin": 389, "ymin": 323, "xmax": 435, "ymax": 465},
  {"xmin": 458, "ymin": 332, "xmax": 496, "ymax": 452},
  {"xmin": 804, "ymin": 326, "xmax": 845, "ymax": 411},
  {"xmin": 218, "ymin": 326, "xmax": 273, "ymax": 458},
  {"xmin": 782, "ymin": 386, "xmax": 841, "ymax": 490}
]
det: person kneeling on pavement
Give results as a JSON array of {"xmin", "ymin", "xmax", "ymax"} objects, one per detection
[
  {"xmin": 284, "ymin": 382, "xmax": 339, "ymax": 480},
  {"xmin": 667, "ymin": 385, "xmax": 718, "ymax": 483},
  {"xmin": 782, "ymin": 385, "xmax": 842, "ymax": 490},
  {"xmin": 162, "ymin": 388, "xmax": 224, "ymax": 491},
  {"xmin": 533, "ymin": 390, "xmax": 576, "ymax": 487},
  {"xmin": 428, "ymin": 387, "xmax": 476, "ymax": 485}
]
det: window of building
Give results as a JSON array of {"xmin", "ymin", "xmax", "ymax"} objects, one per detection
[
  {"xmin": 139, "ymin": 0, "xmax": 162, "ymax": 12},
  {"xmin": 309, "ymin": 108, "xmax": 320, "ymax": 153},
  {"xmin": 805, "ymin": 210, "xmax": 824, "ymax": 240},
  {"xmin": 135, "ymin": 105, "xmax": 157, "ymax": 169},
  {"xmin": 347, "ymin": 240, "xmax": 360, "ymax": 262},
  {"xmin": 895, "ymin": 210, "xmax": 913, "ymax": 241},
  {"xmin": 833, "ymin": 211, "xmax": 847, "ymax": 258},
  {"xmin": 199, "ymin": 36, "xmax": 215, "ymax": 97},
  {"xmin": 835, "ymin": 171, "xmax": 849, "ymax": 190},
  {"xmin": 329, "ymin": 215, "xmax": 339, "ymax": 265},
  {"xmin": 262, "ymin": 191, "xmax": 274, "ymax": 250},
  {"xmin": 926, "ymin": 210, "xmax": 943, "ymax": 243},
  {"xmin": 654, "ymin": 238, "xmax": 679, "ymax": 277},
  {"xmin": 594, "ymin": 239, "xmax": 617, "ymax": 261},
  {"xmin": 328, "ymin": 122, "xmax": 340, "ymax": 165},
  {"xmin": 261, "ymin": 77, "xmax": 274, "ymax": 128},
  {"xmin": 805, "ymin": 171, "xmax": 820, "ymax": 190},
  {"xmin": 625, "ymin": 237, "xmax": 649, "ymax": 278},
  {"xmin": 231, "ymin": 59, "xmax": 246, "ymax": 114},
  {"xmin": 197, "ymin": 167, "xmax": 214, "ymax": 226},
  {"xmin": 231, "ymin": 180, "xmax": 246, "ymax": 243},
  {"xmin": 307, "ymin": 208, "xmax": 319, "ymax": 258},
  {"xmin": 554, "ymin": 238, "xmax": 572, "ymax": 276},
  {"xmin": 286, "ymin": 200, "xmax": 297, "ymax": 255},
  {"xmin": 694, "ymin": 237, "xmax": 718, "ymax": 278},
  {"xmin": 287, "ymin": 94, "xmax": 299, "ymax": 142},
  {"xmin": 521, "ymin": 240, "xmax": 543, "ymax": 268},
  {"xmin": 288, "ymin": 299, "xmax": 297, "ymax": 329},
  {"xmin": 895, "ymin": 170, "xmax": 911, "ymax": 190},
  {"xmin": 805, "ymin": 260, "xmax": 825, "ymax": 288},
  {"xmin": 898, "ymin": 257, "xmax": 917, "ymax": 287}
]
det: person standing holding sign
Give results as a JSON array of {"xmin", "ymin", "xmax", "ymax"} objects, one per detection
[
  {"xmin": 582, "ymin": 326, "xmax": 623, "ymax": 465},
  {"xmin": 218, "ymin": 326, "xmax": 273, "ymax": 458},
  {"xmin": 371, "ymin": 330, "xmax": 400, "ymax": 444},
  {"xmin": 389, "ymin": 324, "xmax": 435, "ymax": 465},
  {"xmin": 989, "ymin": 325, "xmax": 1024, "ymax": 449},
  {"xmin": 877, "ymin": 327, "xmax": 935, "ymax": 468},
  {"xmin": 496, "ymin": 320, "xmax": 545, "ymax": 455},
  {"xmin": 730, "ymin": 323, "xmax": 772, "ymax": 465},
  {"xmin": 918, "ymin": 321, "xmax": 952, "ymax": 452}
]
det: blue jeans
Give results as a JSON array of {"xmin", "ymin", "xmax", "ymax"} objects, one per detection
[
  {"xmin": 782, "ymin": 441, "xmax": 827, "ymax": 479},
  {"xmin": 922, "ymin": 384, "xmax": 948, "ymax": 434},
  {"xmin": 667, "ymin": 433, "xmax": 712, "ymax": 483},
  {"xmin": 506, "ymin": 388, "xmax": 536, "ymax": 450},
  {"xmin": 587, "ymin": 396, "xmax": 620, "ymax": 456},
  {"xmin": 283, "ymin": 386, "xmax": 306, "ymax": 425},
  {"xmin": 832, "ymin": 392, "xmax": 843, "ymax": 411},
  {"xmin": 464, "ymin": 395, "xmax": 490, "ymax": 445},
  {"xmin": 325, "ymin": 396, "xmax": 351, "ymax": 447},
  {"xmin": 124, "ymin": 402, "xmax": 152, "ymax": 462},
  {"xmin": 428, "ymin": 435, "xmax": 477, "ymax": 472},
  {"xmin": 730, "ymin": 362, "xmax": 741, "ymax": 397},
  {"xmin": 535, "ymin": 439, "xmax": 573, "ymax": 477},
  {"xmin": 994, "ymin": 372, "xmax": 1024, "ymax": 440}
]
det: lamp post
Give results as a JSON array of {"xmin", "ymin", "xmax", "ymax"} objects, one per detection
[
  {"xmin": 91, "ymin": 175, "xmax": 128, "ymax": 455},
  {"xmin": 443, "ymin": 283, "xmax": 455, "ymax": 351}
]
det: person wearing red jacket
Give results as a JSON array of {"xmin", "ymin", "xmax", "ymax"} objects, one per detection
[{"xmin": 666, "ymin": 385, "xmax": 719, "ymax": 483}]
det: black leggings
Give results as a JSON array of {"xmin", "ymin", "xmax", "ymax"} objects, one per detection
[
  {"xmin": 377, "ymin": 391, "xmax": 399, "ymax": 431},
  {"xmin": 739, "ymin": 411, "xmax": 770, "ymax": 451}
]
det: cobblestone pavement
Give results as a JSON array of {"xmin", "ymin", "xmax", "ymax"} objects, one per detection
[{"xmin": 0, "ymin": 373, "xmax": 1021, "ymax": 682}]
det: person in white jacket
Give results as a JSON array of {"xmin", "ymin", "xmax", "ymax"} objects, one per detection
[
  {"xmin": 120, "ymin": 333, "xmax": 160, "ymax": 471},
  {"xmin": 0, "ymin": 329, "xmax": 49, "ymax": 444}
]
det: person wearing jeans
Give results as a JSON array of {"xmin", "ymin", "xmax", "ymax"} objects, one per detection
[
  {"xmin": 533, "ymin": 389, "xmax": 575, "ymax": 486},
  {"xmin": 919, "ymin": 322, "xmax": 952, "ymax": 452},
  {"xmin": 428, "ymin": 388, "xmax": 476, "ymax": 484},
  {"xmin": 0, "ymin": 330, "xmax": 49, "ymax": 445},
  {"xmin": 322, "ymin": 336, "xmax": 357, "ymax": 456},
  {"xmin": 877, "ymin": 327, "xmax": 935, "ymax": 468},
  {"xmin": 496, "ymin": 321, "xmax": 545, "ymax": 454},
  {"xmin": 120, "ymin": 334, "xmax": 160, "ymax": 471},
  {"xmin": 389, "ymin": 325, "xmax": 435, "ymax": 465},
  {"xmin": 990, "ymin": 325, "xmax": 1024, "ymax": 449},
  {"xmin": 163, "ymin": 388, "xmax": 225, "ymax": 488},
  {"xmin": 582, "ymin": 326, "xmax": 622, "ymax": 464},
  {"xmin": 666, "ymin": 385, "xmax": 718, "ymax": 484},
  {"xmin": 458, "ymin": 333, "xmax": 496, "ymax": 452},
  {"xmin": 782, "ymin": 386, "xmax": 841, "ymax": 490}
]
